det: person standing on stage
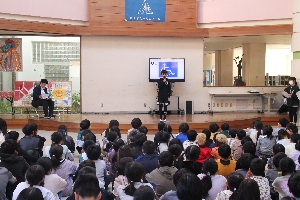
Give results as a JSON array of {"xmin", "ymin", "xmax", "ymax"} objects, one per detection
[
  {"xmin": 284, "ymin": 77, "xmax": 299, "ymax": 123},
  {"xmin": 158, "ymin": 70, "xmax": 171, "ymax": 122},
  {"xmin": 31, "ymin": 79, "xmax": 54, "ymax": 119}
]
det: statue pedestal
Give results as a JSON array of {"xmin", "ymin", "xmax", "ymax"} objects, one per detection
[{"xmin": 234, "ymin": 79, "xmax": 246, "ymax": 86}]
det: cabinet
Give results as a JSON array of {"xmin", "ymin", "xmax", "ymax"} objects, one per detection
[{"xmin": 265, "ymin": 75, "xmax": 289, "ymax": 86}]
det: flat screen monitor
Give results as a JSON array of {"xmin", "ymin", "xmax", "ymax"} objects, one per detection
[{"xmin": 149, "ymin": 58, "xmax": 185, "ymax": 82}]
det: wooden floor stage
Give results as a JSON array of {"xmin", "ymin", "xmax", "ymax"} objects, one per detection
[{"xmin": 2, "ymin": 112, "xmax": 288, "ymax": 134}]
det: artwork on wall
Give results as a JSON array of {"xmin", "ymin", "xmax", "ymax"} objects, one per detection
[
  {"xmin": 14, "ymin": 81, "xmax": 72, "ymax": 107},
  {"xmin": 0, "ymin": 38, "xmax": 22, "ymax": 72},
  {"xmin": 125, "ymin": 0, "xmax": 166, "ymax": 22}
]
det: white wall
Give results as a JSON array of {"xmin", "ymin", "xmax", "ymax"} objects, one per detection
[{"xmin": 81, "ymin": 36, "xmax": 204, "ymax": 113}]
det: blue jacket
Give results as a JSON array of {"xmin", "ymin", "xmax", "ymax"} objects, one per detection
[
  {"xmin": 176, "ymin": 133, "xmax": 188, "ymax": 144},
  {"xmin": 135, "ymin": 153, "xmax": 160, "ymax": 173}
]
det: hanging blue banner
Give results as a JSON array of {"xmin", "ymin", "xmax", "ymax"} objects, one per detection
[{"xmin": 125, "ymin": 0, "xmax": 166, "ymax": 22}]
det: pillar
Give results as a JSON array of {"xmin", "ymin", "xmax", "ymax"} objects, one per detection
[
  {"xmin": 242, "ymin": 43, "xmax": 266, "ymax": 86},
  {"xmin": 215, "ymin": 49, "xmax": 233, "ymax": 86}
]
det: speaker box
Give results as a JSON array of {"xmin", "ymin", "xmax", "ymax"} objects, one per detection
[{"xmin": 186, "ymin": 101, "xmax": 193, "ymax": 114}]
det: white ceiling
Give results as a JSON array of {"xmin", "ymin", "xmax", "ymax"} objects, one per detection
[{"xmin": 204, "ymin": 34, "xmax": 292, "ymax": 54}]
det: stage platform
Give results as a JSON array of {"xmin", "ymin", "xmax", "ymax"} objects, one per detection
[{"xmin": 2, "ymin": 112, "xmax": 288, "ymax": 134}]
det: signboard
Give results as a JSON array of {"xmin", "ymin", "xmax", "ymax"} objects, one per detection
[{"xmin": 14, "ymin": 81, "xmax": 72, "ymax": 107}]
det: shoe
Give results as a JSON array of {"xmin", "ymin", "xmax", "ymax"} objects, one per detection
[
  {"xmin": 160, "ymin": 119, "xmax": 163, "ymax": 122},
  {"xmin": 50, "ymin": 115, "xmax": 55, "ymax": 119},
  {"xmin": 44, "ymin": 116, "xmax": 50, "ymax": 119},
  {"xmin": 163, "ymin": 119, "xmax": 167, "ymax": 122}
]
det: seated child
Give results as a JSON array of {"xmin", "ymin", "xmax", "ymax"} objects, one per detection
[
  {"xmin": 211, "ymin": 134, "xmax": 227, "ymax": 159},
  {"xmin": 272, "ymin": 118, "xmax": 288, "ymax": 138},
  {"xmin": 79, "ymin": 140, "xmax": 95, "ymax": 163},
  {"xmin": 131, "ymin": 133, "xmax": 147, "ymax": 159},
  {"xmin": 272, "ymin": 157, "xmax": 296, "ymax": 199},
  {"xmin": 202, "ymin": 129, "xmax": 213, "ymax": 148},
  {"xmin": 198, "ymin": 158, "xmax": 227, "ymax": 200},
  {"xmin": 31, "ymin": 123, "xmax": 46, "ymax": 157},
  {"xmin": 58, "ymin": 125, "xmax": 75, "ymax": 153},
  {"xmin": 267, "ymin": 144, "xmax": 285, "ymax": 169},
  {"xmin": 219, "ymin": 123, "xmax": 230, "ymax": 138},
  {"xmin": 133, "ymin": 185, "xmax": 155, "ymax": 200},
  {"xmin": 215, "ymin": 172, "xmax": 244, "ymax": 200},
  {"xmin": 176, "ymin": 123, "xmax": 189, "ymax": 144},
  {"xmin": 291, "ymin": 142, "xmax": 300, "ymax": 170},
  {"xmin": 277, "ymin": 129, "xmax": 290, "ymax": 146},
  {"xmin": 146, "ymin": 151, "xmax": 177, "ymax": 197},
  {"xmin": 76, "ymin": 119, "xmax": 90, "ymax": 154},
  {"xmin": 248, "ymin": 158, "xmax": 271, "ymax": 200},
  {"xmin": 286, "ymin": 172, "xmax": 300, "ymax": 199},
  {"xmin": 158, "ymin": 132, "xmax": 171, "ymax": 153},
  {"xmin": 216, "ymin": 144, "xmax": 236, "ymax": 178},
  {"xmin": 231, "ymin": 129, "xmax": 246, "ymax": 161},
  {"xmin": 182, "ymin": 130, "xmax": 197, "ymax": 150},
  {"xmin": 257, "ymin": 125, "xmax": 276, "ymax": 159},
  {"xmin": 235, "ymin": 153, "xmax": 254, "ymax": 177},
  {"xmin": 195, "ymin": 133, "xmax": 212, "ymax": 164},
  {"xmin": 135, "ymin": 141, "xmax": 160, "ymax": 173},
  {"xmin": 209, "ymin": 122, "xmax": 219, "ymax": 140},
  {"xmin": 266, "ymin": 152, "xmax": 287, "ymax": 200},
  {"xmin": 227, "ymin": 128, "xmax": 237, "ymax": 149},
  {"xmin": 176, "ymin": 145, "xmax": 202, "ymax": 175}
]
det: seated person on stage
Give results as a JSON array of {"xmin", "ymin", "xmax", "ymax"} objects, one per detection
[{"xmin": 31, "ymin": 79, "xmax": 54, "ymax": 119}]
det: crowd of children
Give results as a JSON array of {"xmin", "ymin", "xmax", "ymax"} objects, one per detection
[{"xmin": 1, "ymin": 117, "xmax": 300, "ymax": 200}]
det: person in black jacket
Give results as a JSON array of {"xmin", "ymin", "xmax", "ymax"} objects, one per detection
[
  {"xmin": 158, "ymin": 70, "xmax": 171, "ymax": 122},
  {"xmin": 284, "ymin": 77, "xmax": 299, "ymax": 123},
  {"xmin": 31, "ymin": 79, "xmax": 54, "ymax": 119}
]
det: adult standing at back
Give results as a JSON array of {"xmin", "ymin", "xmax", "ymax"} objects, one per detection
[
  {"xmin": 284, "ymin": 77, "xmax": 299, "ymax": 123},
  {"xmin": 31, "ymin": 79, "xmax": 54, "ymax": 119}
]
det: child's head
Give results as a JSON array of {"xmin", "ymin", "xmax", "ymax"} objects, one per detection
[
  {"xmin": 218, "ymin": 144, "xmax": 231, "ymax": 159},
  {"xmin": 291, "ymin": 133, "xmax": 300, "ymax": 143},
  {"xmin": 160, "ymin": 131, "xmax": 171, "ymax": 143},
  {"xmin": 262, "ymin": 125, "xmax": 273, "ymax": 139},
  {"xmin": 202, "ymin": 129, "xmax": 211, "ymax": 140},
  {"xmin": 81, "ymin": 129, "xmax": 92, "ymax": 141},
  {"xmin": 273, "ymin": 144, "xmax": 285, "ymax": 154},
  {"xmin": 179, "ymin": 123, "xmax": 189, "ymax": 134},
  {"xmin": 78, "ymin": 159, "xmax": 96, "ymax": 171},
  {"xmin": 203, "ymin": 158, "xmax": 218, "ymax": 175},
  {"xmin": 187, "ymin": 130, "xmax": 197, "ymax": 142},
  {"xmin": 22, "ymin": 124, "xmax": 34, "ymax": 136},
  {"xmin": 86, "ymin": 145, "xmax": 101, "ymax": 160},
  {"xmin": 279, "ymin": 157, "xmax": 295, "ymax": 176},
  {"xmin": 221, "ymin": 123, "xmax": 229, "ymax": 131},
  {"xmin": 237, "ymin": 179, "xmax": 260, "ymax": 200},
  {"xmin": 238, "ymin": 153, "xmax": 254, "ymax": 171},
  {"xmin": 273, "ymin": 152, "xmax": 287, "ymax": 169},
  {"xmin": 37, "ymin": 157, "xmax": 52, "ymax": 175},
  {"xmin": 296, "ymin": 142, "xmax": 300, "ymax": 151},
  {"xmin": 124, "ymin": 162, "xmax": 145, "ymax": 195},
  {"xmin": 110, "ymin": 126, "xmax": 121, "ymax": 138},
  {"xmin": 236, "ymin": 129, "xmax": 246, "ymax": 140},
  {"xmin": 117, "ymin": 157, "xmax": 134, "ymax": 176},
  {"xmin": 250, "ymin": 158, "xmax": 265, "ymax": 176},
  {"xmin": 287, "ymin": 172, "xmax": 300, "ymax": 198},
  {"xmin": 51, "ymin": 132, "xmax": 63, "ymax": 144},
  {"xmin": 134, "ymin": 133, "xmax": 147, "ymax": 147},
  {"xmin": 278, "ymin": 118, "xmax": 289, "ymax": 128},
  {"xmin": 17, "ymin": 187, "xmax": 43, "ymax": 200},
  {"xmin": 286, "ymin": 123, "xmax": 298, "ymax": 135},
  {"xmin": 80, "ymin": 119, "xmax": 90, "ymax": 130},
  {"xmin": 184, "ymin": 145, "xmax": 200, "ymax": 161},
  {"xmin": 127, "ymin": 129, "xmax": 140, "ymax": 144},
  {"xmin": 173, "ymin": 168, "xmax": 191, "ymax": 186},
  {"xmin": 112, "ymin": 138, "xmax": 125, "ymax": 152},
  {"xmin": 5, "ymin": 131, "xmax": 19, "ymax": 141},
  {"xmin": 83, "ymin": 140, "xmax": 95, "ymax": 152},
  {"xmin": 26, "ymin": 165, "xmax": 45, "ymax": 186},
  {"xmin": 49, "ymin": 144, "xmax": 63, "ymax": 169},
  {"xmin": 229, "ymin": 128, "xmax": 237, "ymax": 139},
  {"xmin": 278, "ymin": 129, "xmax": 289, "ymax": 140},
  {"xmin": 138, "ymin": 126, "xmax": 148, "ymax": 135},
  {"xmin": 57, "ymin": 125, "xmax": 67, "ymax": 138},
  {"xmin": 215, "ymin": 134, "xmax": 227, "ymax": 147},
  {"xmin": 84, "ymin": 132, "xmax": 97, "ymax": 143},
  {"xmin": 253, "ymin": 120, "xmax": 263, "ymax": 130},
  {"xmin": 241, "ymin": 136, "xmax": 252, "ymax": 145},
  {"xmin": 133, "ymin": 185, "xmax": 155, "ymax": 200},
  {"xmin": 168, "ymin": 144, "xmax": 183, "ymax": 159},
  {"xmin": 159, "ymin": 151, "xmax": 174, "ymax": 167},
  {"xmin": 73, "ymin": 173, "xmax": 101, "ymax": 200},
  {"xmin": 209, "ymin": 123, "xmax": 219, "ymax": 133},
  {"xmin": 158, "ymin": 122, "xmax": 165, "ymax": 131},
  {"xmin": 142, "ymin": 140, "xmax": 156, "ymax": 154},
  {"xmin": 107, "ymin": 131, "xmax": 118, "ymax": 142},
  {"xmin": 118, "ymin": 145, "xmax": 132, "ymax": 160},
  {"xmin": 169, "ymin": 138, "xmax": 184, "ymax": 150},
  {"xmin": 131, "ymin": 118, "xmax": 142, "ymax": 129},
  {"xmin": 1, "ymin": 139, "xmax": 18, "ymax": 154},
  {"xmin": 78, "ymin": 166, "xmax": 96, "ymax": 177},
  {"xmin": 163, "ymin": 124, "xmax": 172, "ymax": 134},
  {"xmin": 176, "ymin": 173, "xmax": 203, "ymax": 200},
  {"xmin": 227, "ymin": 172, "xmax": 244, "ymax": 192},
  {"xmin": 109, "ymin": 120, "xmax": 119, "ymax": 128},
  {"xmin": 196, "ymin": 133, "xmax": 207, "ymax": 147},
  {"xmin": 31, "ymin": 123, "xmax": 38, "ymax": 134},
  {"xmin": 242, "ymin": 141, "xmax": 256, "ymax": 156}
]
